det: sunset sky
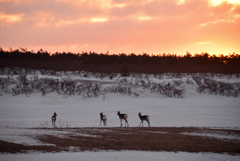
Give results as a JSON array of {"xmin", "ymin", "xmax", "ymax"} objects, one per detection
[{"xmin": 0, "ymin": 0, "xmax": 240, "ymax": 55}]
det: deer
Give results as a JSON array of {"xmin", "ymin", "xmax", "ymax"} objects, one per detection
[
  {"xmin": 100, "ymin": 112, "xmax": 107, "ymax": 126},
  {"xmin": 51, "ymin": 112, "xmax": 57, "ymax": 127},
  {"xmin": 138, "ymin": 112, "xmax": 150, "ymax": 127},
  {"xmin": 117, "ymin": 111, "xmax": 129, "ymax": 127}
]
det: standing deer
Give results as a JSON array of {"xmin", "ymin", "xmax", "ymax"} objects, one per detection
[
  {"xmin": 100, "ymin": 112, "xmax": 107, "ymax": 126},
  {"xmin": 51, "ymin": 112, "xmax": 57, "ymax": 127},
  {"xmin": 117, "ymin": 111, "xmax": 129, "ymax": 127},
  {"xmin": 138, "ymin": 112, "xmax": 150, "ymax": 127}
]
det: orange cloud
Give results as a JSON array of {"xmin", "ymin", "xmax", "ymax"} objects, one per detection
[
  {"xmin": 0, "ymin": 12, "xmax": 23, "ymax": 25},
  {"xmin": 0, "ymin": 0, "xmax": 239, "ymax": 55}
]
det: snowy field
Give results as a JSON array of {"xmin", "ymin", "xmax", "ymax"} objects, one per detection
[
  {"xmin": 1, "ymin": 151, "xmax": 240, "ymax": 161},
  {"xmin": 0, "ymin": 71, "xmax": 240, "ymax": 160}
]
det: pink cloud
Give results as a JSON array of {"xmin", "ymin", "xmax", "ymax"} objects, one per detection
[{"xmin": 0, "ymin": 0, "xmax": 239, "ymax": 55}]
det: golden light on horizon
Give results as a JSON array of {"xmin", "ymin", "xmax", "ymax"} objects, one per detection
[{"xmin": 195, "ymin": 42, "xmax": 212, "ymax": 45}]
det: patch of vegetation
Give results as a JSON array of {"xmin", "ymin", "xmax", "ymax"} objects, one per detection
[{"xmin": 0, "ymin": 68, "xmax": 239, "ymax": 98}]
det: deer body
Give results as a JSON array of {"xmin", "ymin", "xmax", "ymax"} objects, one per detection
[
  {"xmin": 139, "ymin": 113, "xmax": 150, "ymax": 127},
  {"xmin": 117, "ymin": 111, "xmax": 129, "ymax": 127},
  {"xmin": 100, "ymin": 112, "xmax": 107, "ymax": 126},
  {"xmin": 51, "ymin": 112, "xmax": 57, "ymax": 127}
]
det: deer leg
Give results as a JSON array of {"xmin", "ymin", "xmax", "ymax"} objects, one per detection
[
  {"xmin": 125, "ymin": 119, "xmax": 129, "ymax": 127},
  {"xmin": 139, "ymin": 121, "xmax": 142, "ymax": 127},
  {"xmin": 147, "ymin": 120, "xmax": 150, "ymax": 127},
  {"xmin": 120, "ymin": 119, "xmax": 122, "ymax": 127}
]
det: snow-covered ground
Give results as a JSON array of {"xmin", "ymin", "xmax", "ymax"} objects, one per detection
[
  {"xmin": 0, "ymin": 92, "xmax": 240, "ymax": 128},
  {"xmin": 1, "ymin": 151, "xmax": 240, "ymax": 161},
  {"xmin": 0, "ymin": 72, "xmax": 240, "ymax": 161}
]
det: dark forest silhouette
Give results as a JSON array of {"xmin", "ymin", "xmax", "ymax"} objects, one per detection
[{"xmin": 0, "ymin": 47, "xmax": 239, "ymax": 73}]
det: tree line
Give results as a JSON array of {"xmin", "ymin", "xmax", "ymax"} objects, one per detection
[{"xmin": 0, "ymin": 47, "xmax": 240, "ymax": 73}]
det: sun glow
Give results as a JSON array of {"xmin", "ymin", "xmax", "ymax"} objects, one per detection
[
  {"xmin": 0, "ymin": 12, "xmax": 23, "ymax": 23},
  {"xmin": 195, "ymin": 42, "xmax": 212, "ymax": 45},
  {"xmin": 138, "ymin": 16, "xmax": 152, "ymax": 21},
  {"xmin": 89, "ymin": 17, "xmax": 108, "ymax": 23},
  {"xmin": 177, "ymin": 0, "xmax": 185, "ymax": 5},
  {"xmin": 115, "ymin": 3, "xmax": 128, "ymax": 8},
  {"xmin": 210, "ymin": 0, "xmax": 240, "ymax": 6}
]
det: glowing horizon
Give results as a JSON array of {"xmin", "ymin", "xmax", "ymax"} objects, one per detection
[{"xmin": 0, "ymin": 0, "xmax": 239, "ymax": 56}]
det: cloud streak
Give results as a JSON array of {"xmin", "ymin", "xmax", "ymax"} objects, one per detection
[{"xmin": 0, "ymin": 0, "xmax": 239, "ymax": 55}]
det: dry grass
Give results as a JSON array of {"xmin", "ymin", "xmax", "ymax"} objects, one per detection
[{"xmin": 1, "ymin": 127, "xmax": 240, "ymax": 154}]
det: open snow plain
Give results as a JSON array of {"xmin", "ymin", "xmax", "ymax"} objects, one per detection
[{"xmin": 0, "ymin": 71, "xmax": 240, "ymax": 160}]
